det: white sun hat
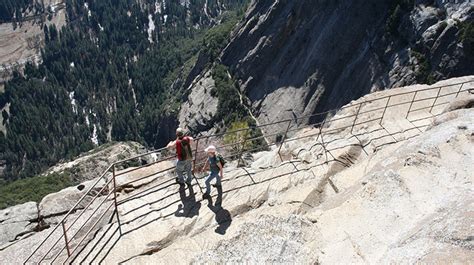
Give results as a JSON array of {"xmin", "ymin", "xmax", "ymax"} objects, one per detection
[
  {"xmin": 205, "ymin": 145, "xmax": 216, "ymax": 152},
  {"xmin": 176, "ymin": 127, "xmax": 185, "ymax": 137}
]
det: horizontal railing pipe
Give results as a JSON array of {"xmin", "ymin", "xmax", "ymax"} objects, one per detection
[
  {"xmin": 64, "ymin": 202, "xmax": 115, "ymax": 262},
  {"xmin": 115, "ymin": 166, "xmax": 177, "ymax": 198},
  {"xmin": 49, "ymin": 191, "xmax": 114, "ymax": 263},
  {"xmin": 37, "ymin": 176, "xmax": 116, "ymax": 263},
  {"xmin": 26, "ymin": 164, "xmax": 114, "ymax": 263},
  {"xmin": 113, "ymin": 154, "xmax": 177, "ymax": 178}
]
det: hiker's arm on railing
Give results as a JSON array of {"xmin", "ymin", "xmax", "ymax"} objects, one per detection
[{"xmin": 166, "ymin": 140, "xmax": 176, "ymax": 148}]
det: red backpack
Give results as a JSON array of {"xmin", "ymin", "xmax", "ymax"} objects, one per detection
[{"xmin": 176, "ymin": 137, "xmax": 193, "ymax": 161}]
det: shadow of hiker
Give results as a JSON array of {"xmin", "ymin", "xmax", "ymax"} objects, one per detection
[
  {"xmin": 206, "ymin": 186, "xmax": 232, "ymax": 235},
  {"xmin": 175, "ymin": 184, "xmax": 201, "ymax": 218}
]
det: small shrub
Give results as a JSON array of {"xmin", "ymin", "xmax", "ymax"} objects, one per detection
[
  {"xmin": 223, "ymin": 121, "xmax": 252, "ymax": 155},
  {"xmin": 211, "ymin": 64, "xmax": 247, "ymax": 123},
  {"xmin": 223, "ymin": 119, "xmax": 267, "ymax": 157},
  {"xmin": 385, "ymin": 0, "xmax": 415, "ymax": 36},
  {"xmin": 202, "ymin": 11, "xmax": 241, "ymax": 62},
  {"xmin": 275, "ymin": 133, "xmax": 284, "ymax": 144},
  {"xmin": 426, "ymin": 73, "xmax": 436, "ymax": 85},
  {"xmin": 412, "ymin": 50, "xmax": 436, "ymax": 84},
  {"xmin": 210, "ymin": 87, "xmax": 217, "ymax": 97},
  {"xmin": 458, "ymin": 21, "xmax": 474, "ymax": 56},
  {"xmin": 386, "ymin": 5, "xmax": 403, "ymax": 35}
]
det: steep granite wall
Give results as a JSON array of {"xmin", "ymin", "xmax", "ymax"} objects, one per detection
[{"xmin": 216, "ymin": 0, "xmax": 473, "ymax": 128}]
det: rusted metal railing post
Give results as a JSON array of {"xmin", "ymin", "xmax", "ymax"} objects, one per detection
[
  {"xmin": 348, "ymin": 103, "xmax": 369, "ymax": 156},
  {"xmin": 112, "ymin": 165, "xmax": 122, "ymax": 236},
  {"xmin": 406, "ymin": 91, "xmax": 417, "ymax": 119},
  {"xmin": 191, "ymin": 139, "xmax": 204, "ymax": 193},
  {"xmin": 379, "ymin": 96, "xmax": 391, "ymax": 125},
  {"xmin": 351, "ymin": 103, "xmax": 363, "ymax": 134},
  {"xmin": 405, "ymin": 90, "xmax": 423, "ymax": 132},
  {"xmin": 379, "ymin": 96, "xmax": 397, "ymax": 144},
  {"xmin": 277, "ymin": 120, "xmax": 292, "ymax": 162},
  {"xmin": 455, "ymin": 83, "xmax": 464, "ymax": 98},
  {"xmin": 319, "ymin": 117, "xmax": 330, "ymax": 164},
  {"xmin": 429, "ymin": 86, "xmax": 442, "ymax": 113},
  {"xmin": 193, "ymin": 139, "xmax": 200, "ymax": 169},
  {"xmin": 61, "ymin": 221, "xmax": 71, "ymax": 257}
]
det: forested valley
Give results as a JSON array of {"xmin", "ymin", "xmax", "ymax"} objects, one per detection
[{"xmin": 0, "ymin": 0, "xmax": 247, "ymax": 184}]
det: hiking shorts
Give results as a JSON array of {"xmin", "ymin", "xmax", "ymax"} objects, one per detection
[{"xmin": 176, "ymin": 159, "xmax": 193, "ymax": 183}]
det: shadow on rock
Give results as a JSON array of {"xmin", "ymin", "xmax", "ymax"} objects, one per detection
[
  {"xmin": 207, "ymin": 186, "xmax": 232, "ymax": 235},
  {"xmin": 175, "ymin": 184, "xmax": 201, "ymax": 218}
]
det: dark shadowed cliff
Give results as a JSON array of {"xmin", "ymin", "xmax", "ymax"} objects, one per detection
[{"xmin": 180, "ymin": 0, "xmax": 473, "ymax": 132}]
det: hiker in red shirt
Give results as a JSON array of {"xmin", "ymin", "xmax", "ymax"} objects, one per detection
[{"xmin": 167, "ymin": 128, "xmax": 194, "ymax": 185}]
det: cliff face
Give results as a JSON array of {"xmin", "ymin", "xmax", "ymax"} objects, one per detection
[
  {"xmin": 3, "ymin": 76, "xmax": 472, "ymax": 264},
  {"xmin": 211, "ymin": 0, "xmax": 473, "ymax": 128}
]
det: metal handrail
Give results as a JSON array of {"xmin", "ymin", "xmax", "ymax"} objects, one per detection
[
  {"xmin": 49, "ymin": 191, "xmax": 114, "ymax": 263},
  {"xmin": 121, "ymin": 81, "xmax": 471, "ymax": 163},
  {"xmin": 25, "ymin": 164, "xmax": 113, "ymax": 263},
  {"xmin": 24, "ymin": 79, "xmax": 473, "ymax": 263},
  {"xmin": 34, "ymin": 177, "xmax": 114, "ymax": 263}
]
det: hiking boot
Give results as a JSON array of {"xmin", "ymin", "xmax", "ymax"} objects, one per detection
[
  {"xmin": 202, "ymin": 193, "xmax": 211, "ymax": 199},
  {"xmin": 175, "ymin": 178, "xmax": 185, "ymax": 185}
]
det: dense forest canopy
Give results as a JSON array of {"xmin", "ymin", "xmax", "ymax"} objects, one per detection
[
  {"xmin": 0, "ymin": 0, "xmax": 247, "ymax": 181},
  {"xmin": 0, "ymin": 0, "xmax": 34, "ymax": 23}
]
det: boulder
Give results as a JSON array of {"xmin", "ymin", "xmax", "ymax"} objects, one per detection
[
  {"xmin": 0, "ymin": 201, "xmax": 38, "ymax": 223},
  {"xmin": 0, "ymin": 202, "xmax": 38, "ymax": 245},
  {"xmin": 44, "ymin": 142, "xmax": 147, "ymax": 183},
  {"xmin": 39, "ymin": 178, "xmax": 107, "ymax": 218},
  {"xmin": 442, "ymin": 94, "xmax": 474, "ymax": 112},
  {"xmin": 115, "ymin": 160, "xmax": 175, "ymax": 190},
  {"xmin": 0, "ymin": 224, "xmax": 65, "ymax": 264}
]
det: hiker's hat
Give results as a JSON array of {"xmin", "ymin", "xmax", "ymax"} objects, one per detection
[
  {"xmin": 205, "ymin": 145, "xmax": 216, "ymax": 153},
  {"xmin": 176, "ymin": 128, "xmax": 185, "ymax": 137}
]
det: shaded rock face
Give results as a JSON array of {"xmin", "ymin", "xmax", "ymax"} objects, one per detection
[
  {"xmin": 219, "ymin": 0, "xmax": 473, "ymax": 128},
  {"xmin": 155, "ymin": 114, "xmax": 180, "ymax": 148},
  {"xmin": 403, "ymin": 1, "xmax": 473, "ymax": 77},
  {"xmin": 178, "ymin": 70, "xmax": 219, "ymax": 134}
]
